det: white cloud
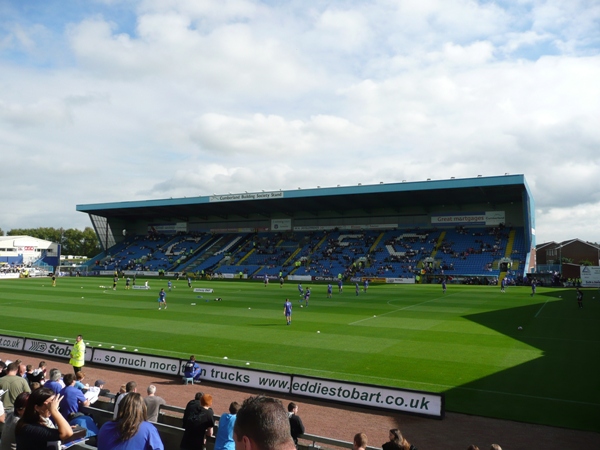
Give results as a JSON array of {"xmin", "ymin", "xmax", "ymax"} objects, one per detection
[{"xmin": 0, "ymin": 0, "xmax": 599, "ymax": 244}]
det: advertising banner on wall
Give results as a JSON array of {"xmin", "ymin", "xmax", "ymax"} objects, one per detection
[
  {"xmin": 271, "ymin": 218, "xmax": 292, "ymax": 231},
  {"xmin": 431, "ymin": 211, "xmax": 505, "ymax": 226},
  {"xmin": 23, "ymin": 339, "xmax": 93, "ymax": 362},
  {"xmin": 186, "ymin": 362, "xmax": 292, "ymax": 393},
  {"xmin": 0, "ymin": 334, "xmax": 24, "ymax": 352},
  {"xmin": 580, "ymin": 266, "xmax": 600, "ymax": 287},
  {"xmin": 8, "ymin": 334, "xmax": 444, "ymax": 419},
  {"xmin": 92, "ymin": 349, "xmax": 180, "ymax": 375},
  {"xmin": 386, "ymin": 277, "xmax": 416, "ymax": 284},
  {"xmin": 291, "ymin": 376, "xmax": 443, "ymax": 418}
]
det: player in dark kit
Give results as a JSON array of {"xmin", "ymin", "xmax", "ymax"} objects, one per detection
[
  {"xmin": 576, "ymin": 288, "xmax": 583, "ymax": 308},
  {"xmin": 158, "ymin": 288, "xmax": 167, "ymax": 310}
]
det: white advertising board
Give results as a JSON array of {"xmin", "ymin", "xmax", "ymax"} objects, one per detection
[
  {"xmin": 0, "ymin": 334, "xmax": 24, "ymax": 351},
  {"xmin": 0, "ymin": 273, "xmax": 20, "ymax": 279},
  {"xmin": 291, "ymin": 376, "xmax": 443, "ymax": 418},
  {"xmin": 23, "ymin": 339, "xmax": 93, "ymax": 362},
  {"xmin": 184, "ymin": 362, "xmax": 292, "ymax": 393},
  {"xmin": 431, "ymin": 211, "xmax": 505, "ymax": 226},
  {"xmin": 386, "ymin": 277, "xmax": 416, "ymax": 284},
  {"xmin": 580, "ymin": 266, "xmax": 600, "ymax": 287},
  {"xmin": 92, "ymin": 349, "xmax": 180, "ymax": 375},
  {"xmin": 271, "ymin": 219, "xmax": 292, "ymax": 231}
]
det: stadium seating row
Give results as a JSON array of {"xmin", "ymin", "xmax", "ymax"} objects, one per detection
[{"xmin": 94, "ymin": 226, "xmax": 526, "ymax": 279}]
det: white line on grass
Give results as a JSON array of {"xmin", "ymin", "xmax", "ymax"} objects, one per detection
[
  {"xmin": 534, "ymin": 299, "xmax": 550, "ymax": 318},
  {"xmin": 348, "ymin": 295, "xmax": 449, "ymax": 325}
]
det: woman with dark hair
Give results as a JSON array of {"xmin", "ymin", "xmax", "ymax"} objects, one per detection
[
  {"xmin": 0, "ymin": 391, "xmax": 29, "ymax": 450},
  {"xmin": 14, "ymin": 388, "xmax": 73, "ymax": 450},
  {"xmin": 97, "ymin": 392, "xmax": 163, "ymax": 450},
  {"xmin": 382, "ymin": 428, "xmax": 417, "ymax": 450}
]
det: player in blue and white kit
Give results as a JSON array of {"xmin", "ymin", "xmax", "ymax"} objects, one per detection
[
  {"xmin": 338, "ymin": 279, "xmax": 343, "ymax": 293},
  {"xmin": 442, "ymin": 279, "xmax": 446, "ymax": 294},
  {"xmin": 355, "ymin": 283, "xmax": 360, "ymax": 296},
  {"xmin": 264, "ymin": 274, "xmax": 269, "ymax": 287},
  {"xmin": 298, "ymin": 284, "xmax": 303, "ymax": 298},
  {"xmin": 363, "ymin": 279, "xmax": 369, "ymax": 292},
  {"xmin": 304, "ymin": 288, "xmax": 311, "ymax": 307},
  {"xmin": 501, "ymin": 277, "xmax": 507, "ymax": 293},
  {"xmin": 187, "ymin": 276, "xmax": 192, "ymax": 288},
  {"xmin": 158, "ymin": 288, "xmax": 167, "ymax": 310},
  {"xmin": 168, "ymin": 280, "xmax": 173, "ymax": 291},
  {"xmin": 530, "ymin": 280, "xmax": 536, "ymax": 296},
  {"xmin": 327, "ymin": 284, "xmax": 332, "ymax": 298},
  {"xmin": 284, "ymin": 298, "xmax": 293, "ymax": 325}
]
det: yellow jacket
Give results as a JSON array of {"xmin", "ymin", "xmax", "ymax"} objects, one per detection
[{"xmin": 69, "ymin": 340, "xmax": 85, "ymax": 367}]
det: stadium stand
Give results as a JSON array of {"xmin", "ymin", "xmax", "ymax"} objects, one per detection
[{"xmin": 90, "ymin": 224, "xmax": 526, "ymax": 282}]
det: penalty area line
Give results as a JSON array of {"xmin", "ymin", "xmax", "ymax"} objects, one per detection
[
  {"xmin": 534, "ymin": 299, "xmax": 550, "ymax": 318},
  {"xmin": 349, "ymin": 296, "xmax": 444, "ymax": 325}
]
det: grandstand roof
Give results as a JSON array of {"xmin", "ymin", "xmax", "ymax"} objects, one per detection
[{"xmin": 77, "ymin": 174, "xmax": 530, "ymax": 221}]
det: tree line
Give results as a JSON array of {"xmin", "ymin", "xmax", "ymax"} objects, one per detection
[{"xmin": 0, "ymin": 227, "xmax": 101, "ymax": 258}]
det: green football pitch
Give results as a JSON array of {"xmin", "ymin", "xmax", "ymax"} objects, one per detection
[{"xmin": 1, "ymin": 277, "xmax": 598, "ymax": 431}]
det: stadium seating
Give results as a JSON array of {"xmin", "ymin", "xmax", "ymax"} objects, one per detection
[{"xmin": 96, "ymin": 226, "xmax": 526, "ymax": 280}]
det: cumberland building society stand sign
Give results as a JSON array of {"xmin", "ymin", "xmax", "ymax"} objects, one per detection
[{"xmin": 210, "ymin": 191, "xmax": 284, "ymax": 203}]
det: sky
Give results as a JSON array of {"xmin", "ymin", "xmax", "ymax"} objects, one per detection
[{"xmin": 1, "ymin": 0, "xmax": 599, "ymax": 244}]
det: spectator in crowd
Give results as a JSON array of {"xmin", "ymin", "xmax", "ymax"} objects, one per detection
[
  {"xmin": 181, "ymin": 393, "xmax": 215, "ymax": 450},
  {"xmin": 31, "ymin": 360, "xmax": 47, "ymax": 384},
  {"xmin": 490, "ymin": 445, "xmax": 502, "ymax": 450},
  {"xmin": 97, "ymin": 392, "xmax": 164, "ymax": 450},
  {"xmin": 144, "ymin": 385, "xmax": 166, "ymax": 422},
  {"xmin": 353, "ymin": 433, "xmax": 368, "ymax": 450},
  {"xmin": 59, "ymin": 373, "xmax": 90, "ymax": 420},
  {"xmin": 233, "ymin": 395, "xmax": 295, "ymax": 450},
  {"xmin": 214, "ymin": 401, "xmax": 240, "ymax": 450},
  {"xmin": 0, "ymin": 391, "xmax": 29, "ymax": 450},
  {"xmin": 113, "ymin": 381, "xmax": 137, "ymax": 419},
  {"xmin": 382, "ymin": 428, "xmax": 417, "ymax": 450},
  {"xmin": 24, "ymin": 364, "xmax": 35, "ymax": 384},
  {"xmin": 466, "ymin": 446, "xmax": 479, "ymax": 450},
  {"xmin": 115, "ymin": 383, "xmax": 126, "ymax": 402},
  {"xmin": 14, "ymin": 387, "xmax": 73, "ymax": 449},
  {"xmin": 183, "ymin": 355, "xmax": 202, "ymax": 382},
  {"xmin": 69, "ymin": 334, "xmax": 86, "ymax": 374},
  {"xmin": 95, "ymin": 379, "xmax": 110, "ymax": 396},
  {"xmin": 44, "ymin": 368, "xmax": 64, "ymax": 395},
  {"xmin": 74, "ymin": 371, "xmax": 89, "ymax": 391},
  {"xmin": 16, "ymin": 364, "xmax": 26, "ymax": 378},
  {"xmin": 287, "ymin": 402, "xmax": 305, "ymax": 446},
  {"xmin": 0, "ymin": 362, "xmax": 31, "ymax": 411}
]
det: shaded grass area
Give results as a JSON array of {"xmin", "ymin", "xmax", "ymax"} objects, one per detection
[{"xmin": 0, "ymin": 276, "xmax": 598, "ymax": 431}]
